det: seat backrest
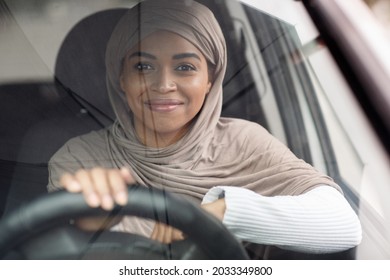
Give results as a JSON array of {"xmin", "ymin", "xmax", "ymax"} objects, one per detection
[
  {"xmin": 54, "ymin": 8, "xmax": 129, "ymax": 126},
  {"xmin": 1, "ymin": 9, "xmax": 128, "ymax": 216}
]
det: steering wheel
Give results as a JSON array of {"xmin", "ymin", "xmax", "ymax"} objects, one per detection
[{"xmin": 0, "ymin": 185, "xmax": 249, "ymax": 260}]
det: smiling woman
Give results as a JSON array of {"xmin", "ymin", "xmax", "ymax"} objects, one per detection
[{"xmin": 43, "ymin": 0, "xmax": 362, "ymax": 258}]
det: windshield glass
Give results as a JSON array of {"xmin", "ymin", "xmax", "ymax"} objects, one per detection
[{"xmin": 0, "ymin": 0, "xmax": 389, "ymax": 261}]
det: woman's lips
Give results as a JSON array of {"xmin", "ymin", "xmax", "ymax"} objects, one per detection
[{"xmin": 144, "ymin": 99, "xmax": 183, "ymax": 112}]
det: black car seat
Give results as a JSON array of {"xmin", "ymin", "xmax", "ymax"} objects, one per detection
[{"xmin": 0, "ymin": 8, "xmax": 128, "ymax": 216}]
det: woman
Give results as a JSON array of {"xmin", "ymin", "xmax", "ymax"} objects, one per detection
[{"xmin": 48, "ymin": 0, "xmax": 361, "ymax": 255}]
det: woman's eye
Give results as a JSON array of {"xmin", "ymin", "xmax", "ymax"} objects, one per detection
[
  {"xmin": 176, "ymin": 64, "xmax": 196, "ymax": 71},
  {"xmin": 134, "ymin": 63, "xmax": 153, "ymax": 71}
]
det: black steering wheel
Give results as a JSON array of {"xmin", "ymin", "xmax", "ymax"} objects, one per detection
[{"xmin": 0, "ymin": 185, "xmax": 249, "ymax": 260}]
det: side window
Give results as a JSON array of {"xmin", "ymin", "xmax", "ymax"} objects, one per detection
[
  {"xmin": 238, "ymin": 0, "xmax": 390, "ymax": 259},
  {"xmin": 236, "ymin": 3, "xmax": 319, "ymax": 166},
  {"xmin": 238, "ymin": 3, "xmax": 359, "ymax": 190}
]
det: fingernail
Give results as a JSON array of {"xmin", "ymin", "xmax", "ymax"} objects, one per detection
[
  {"xmin": 102, "ymin": 194, "xmax": 114, "ymax": 210},
  {"xmin": 115, "ymin": 191, "xmax": 128, "ymax": 206},
  {"xmin": 68, "ymin": 180, "xmax": 81, "ymax": 192},
  {"xmin": 86, "ymin": 193, "xmax": 100, "ymax": 208}
]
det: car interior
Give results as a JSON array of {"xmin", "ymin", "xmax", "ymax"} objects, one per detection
[{"xmin": 0, "ymin": 1, "xmax": 358, "ymax": 259}]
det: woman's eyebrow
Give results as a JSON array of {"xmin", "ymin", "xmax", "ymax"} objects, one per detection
[
  {"xmin": 128, "ymin": 51, "xmax": 156, "ymax": 60},
  {"xmin": 128, "ymin": 52, "xmax": 201, "ymax": 61},
  {"xmin": 173, "ymin": 53, "xmax": 201, "ymax": 61}
]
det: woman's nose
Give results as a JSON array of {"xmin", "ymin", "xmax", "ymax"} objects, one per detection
[{"xmin": 150, "ymin": 70, "xmax": 177, "ymax": 93}]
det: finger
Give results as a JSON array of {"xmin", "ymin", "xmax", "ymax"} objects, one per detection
[
  {"xmin": 162, "ymin": 226, "xmax": 184, "ymax": 243},
  {"xmin": 163, "ymin": 224, "xmax": 173, "ymax": 244},
  {"xmin": 90, "ymin": 167, "xmax": 114, "ymax": 210},
  {"xmin": 107, "ymin": 169, "xmax": 128, "ymax": 206},
  {"xmin": 74, "ymin": 169, "xmax": 100, "ymax": 208},
  {"xmin": 60, "ymin": 173, "xmax": 81, "ymax": 192},
  {"xmin": 150, "ymin": 222, "xmax": 159, "ymax": 241},
  {"xmin": 151, "ymin": 223, "xmax": 183, "ymax": 244},
  {"xmin": 151, "ymin": 222, "xmax": 164, "ymax": 241},
  {"xmin": 151, "ymin": 223, "xmax": 168, "ymax": 243},
  {"xmin": 172, "ymin": 228, "xmax": 185, "ymax": 241},
  {"xmin": 120, "ymin": 167, "xmax": 134, "ymax": 184}
]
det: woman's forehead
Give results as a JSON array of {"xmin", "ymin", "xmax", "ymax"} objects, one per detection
[{"xmin": 126, "ymin": 31, "xmax": 206, "ymax": 61}]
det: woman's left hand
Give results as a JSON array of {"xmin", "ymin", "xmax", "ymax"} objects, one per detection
[{"xmin": 150, "ymin": 198, "xmax": 226, "ymax": 244}]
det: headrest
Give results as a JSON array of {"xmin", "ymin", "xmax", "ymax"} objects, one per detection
[{"xmin": 55, "ymin": 8, "xmax": 128, "ymax": 124}]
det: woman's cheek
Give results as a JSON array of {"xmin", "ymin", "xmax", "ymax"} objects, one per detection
[{"xmin": 123, "ymin": 76, "xmax": 148, "ymax": 97}]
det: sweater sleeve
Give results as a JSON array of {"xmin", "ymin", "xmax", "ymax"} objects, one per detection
[{"xmin": 202, "ymin": 185, "xmax": 362, "ymax": 254}]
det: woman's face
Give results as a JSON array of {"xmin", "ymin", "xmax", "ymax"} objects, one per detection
[{"xmin": 120, "ymin": 31, "xmax": 212, "ymax": 147}]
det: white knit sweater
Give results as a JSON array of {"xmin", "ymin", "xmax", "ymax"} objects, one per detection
[{"xmin": 202, "ymin": 185, "xmax": 362, "ymax": 254}]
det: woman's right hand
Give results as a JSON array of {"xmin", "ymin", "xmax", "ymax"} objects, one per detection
[{"xmin": 59, "ymin": 167, "xmax": 134, "ymax": 211}]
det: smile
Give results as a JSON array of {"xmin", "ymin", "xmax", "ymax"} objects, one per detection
[{"xmin": 144, "ymin": 99, "xmax": 184, "ymax": 112}]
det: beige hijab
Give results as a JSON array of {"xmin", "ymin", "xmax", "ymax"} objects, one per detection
[{"xmin": 104, "ymin": 0, "xmax": 339, "ymax": 201}]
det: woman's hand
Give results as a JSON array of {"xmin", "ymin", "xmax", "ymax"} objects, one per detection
[
  {"xmin": 60, "ymin": 167, "xmax": 134, "ymax": 211},
  {"xmin": 151, "ymin": 222, "xmax": 185, "ymax": 244},
  {"xmin": 202, "ymin": 198, "xmax": 226, "ymax": 221},
  {"xmin": 150, "ymin": 198, "xmax": 226, "ymax": 244}
]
